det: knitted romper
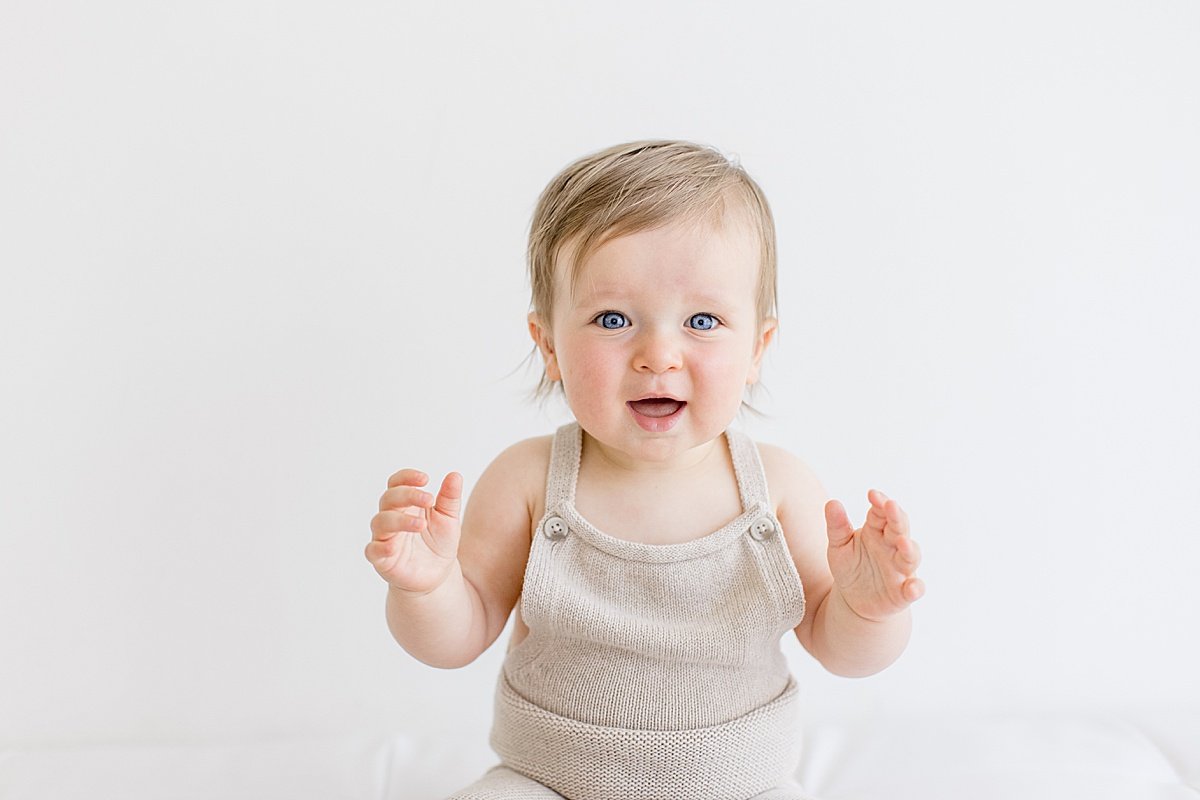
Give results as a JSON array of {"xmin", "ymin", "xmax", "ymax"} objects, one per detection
[{"xmin": 447, "ymin": 422, "xmax": 814, "ymax": 800}]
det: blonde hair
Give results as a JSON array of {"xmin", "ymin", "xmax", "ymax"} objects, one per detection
[{"xmin": 522, "ymin": 139, "xmax": 778, "ymax": 416}]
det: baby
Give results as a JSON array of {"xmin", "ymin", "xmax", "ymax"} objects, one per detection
[{"xmin": 366, "ymin": 140, "xmax": 925, "ymax": 800}]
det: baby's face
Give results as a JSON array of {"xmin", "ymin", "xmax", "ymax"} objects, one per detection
[{"xmin": 533, "ymin": 215, "xmax": 775, "ymax": 467}]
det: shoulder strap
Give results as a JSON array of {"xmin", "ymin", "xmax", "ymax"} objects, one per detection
[
  {"xmin": 725, "ymin": 427, "xmax": 772, "ymax": 513},
  {"xmin": 544, "ymin": 421, "xmax": 582, "ymax": 513}
]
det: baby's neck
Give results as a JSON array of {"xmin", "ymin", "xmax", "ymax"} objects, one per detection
[{"xmin": 580, "ymin": 431, "xmax": 725, "ymax": 479}]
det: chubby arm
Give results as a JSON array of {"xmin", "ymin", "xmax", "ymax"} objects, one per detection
[
  {"xmin": 369, "ymin": 438, "xmax": 543, "ymax": 669},
  {"xmin": 762, "ymin": 445, "xmax": 925, "ymax": 678}
]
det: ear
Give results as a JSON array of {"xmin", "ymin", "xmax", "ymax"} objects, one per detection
[
  {"xmin": 527, "ymin": 311, "xmax": 561, "ymax": 382},
  {"xmin": 746, "ymin": 317, "xmax": 777, "ymax": 385}
]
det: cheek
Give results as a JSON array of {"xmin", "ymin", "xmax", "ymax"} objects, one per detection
[
  {"xmin": 694, "ymin": 346, "xmax": 749, "ymax": 383},
  {"xmin": 694, "ymin": 344, "xmax": 761, "ymax": 399},
  {"xmin": 560, "ymin": 341, "xmax": 619, "ymax": 382}
]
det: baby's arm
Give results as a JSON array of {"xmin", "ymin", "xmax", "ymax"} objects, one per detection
[
  {"xmin": 365, "ymin": 440, "xmax": 538, "ymax": 668},
  {"xmin": 764, "ymin": 446, "xmax": 925, "ymax": 678}
]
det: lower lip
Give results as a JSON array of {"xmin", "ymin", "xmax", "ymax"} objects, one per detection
[{"xmin": 626, "ymin": 401, "xmax": 686, "ymax": 432}]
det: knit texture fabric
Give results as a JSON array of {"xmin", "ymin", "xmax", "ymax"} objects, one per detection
[
  {"xmin": 446, "ymin": 766, "xmax": 817, "ymax": 800},
  {"xmin": 487, "ymin": 421, "xmax": 808, "ymax": 800}
]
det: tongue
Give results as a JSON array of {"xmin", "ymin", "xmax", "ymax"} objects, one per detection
[{"xmin": 630, "ymin": 399, "xmax": 684, "ymax": 418}]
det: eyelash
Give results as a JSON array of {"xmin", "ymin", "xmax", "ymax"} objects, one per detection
[{"xmin": 592, "ymin": 311, "xmax": 722, "ymax": 331}]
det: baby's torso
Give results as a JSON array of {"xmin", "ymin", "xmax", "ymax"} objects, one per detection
[{"xmin": 502, "ymin": 421, "xmax": 805, "ymax": 732}]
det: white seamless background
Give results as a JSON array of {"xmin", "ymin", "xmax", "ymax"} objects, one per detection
[{"xmin": 1, "ymin": 0, "xmax": 1197, "ymax": 748}]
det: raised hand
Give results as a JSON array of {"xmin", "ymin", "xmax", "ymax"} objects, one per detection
[
  {"xmin": 824, "ymin": 489, "xmax": 924, "ymax": 622},
  {"xmin": 366, "ymin": 469, "xmax": 464, "ymax": 595}
]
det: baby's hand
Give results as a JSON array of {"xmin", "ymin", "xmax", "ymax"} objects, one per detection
[
  {"xmin": 366, "ymin": 469, "xmax": 463, "ymax": 595},
  {"xmin": 825, "ymin": 489, "xmax": 925, "ymax": 622}
]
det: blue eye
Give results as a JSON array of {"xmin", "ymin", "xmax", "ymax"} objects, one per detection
[
  {"xmin": 596, "ymin": 311, "xmax": 627, "ymax": 329},
  {"xmin": 689, "ymin": 313, "xmax": 719, "ymax": 331}
]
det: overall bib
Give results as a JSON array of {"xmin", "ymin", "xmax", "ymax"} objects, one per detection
[{"xmin": 448, "ymin": 422, "xmax": 814, "ymax": 800}]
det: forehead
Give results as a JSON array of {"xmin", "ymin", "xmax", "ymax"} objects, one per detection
[{"xmin": 558, "ymin": 215, "xmax": 760, "ymax": 305}]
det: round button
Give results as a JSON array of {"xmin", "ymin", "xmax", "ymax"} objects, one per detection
[
  {"xmin": 542, "ymin": 515, "xmax": 569, "ymax": 541},
  {"xmin": 749, "ymin": 516, "xmax": 776, "ymax": 541}
]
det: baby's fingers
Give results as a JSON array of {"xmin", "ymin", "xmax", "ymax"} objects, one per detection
[
  {"xmin": 370, "ymin": 508, "xmax": 426, "ymax": 541},
  {"xmin": 387, "ymin": 468, "xmax": 429, "ymax": 489},
  {"xmin": 364, "ymin": 538, "xmax": 394, "ymax": 566},
  {"xmin": 877, "ymin": 494, "xmax": 910, "ymax": 538},
  {"xmin": 901, "ymin": 576, "xmax": 926, "ymax": 603},
  {"xmin": 430, "ymin": 472, "xmax": 464, "ymax": 522},
  {"xmin": 379, "ymin": 483, "xmax": 437, "ymax": 513},
  {"xmin": 893, "ymin": 535, "xmax": 922, "ymax": 571},
  {"xmin": 824, "ymin": 499, "xmax": 856, "ymax": 548}
]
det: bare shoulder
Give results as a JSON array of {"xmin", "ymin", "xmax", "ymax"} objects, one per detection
[
  {"xmin": 461, "ymin": 433, "xmax": 553, "ymax": 549},
  {"xmin": 754, "ymin": 440, "xmax": 829, "ymax": 524},
  {"xmin": 479, "ymin": 433, "xmax": 553, "ymax": 513}
]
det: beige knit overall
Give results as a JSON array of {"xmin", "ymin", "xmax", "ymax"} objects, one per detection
[{"xmin": 447, "ymin": 422, "xmax": 814, "ymax": 800}]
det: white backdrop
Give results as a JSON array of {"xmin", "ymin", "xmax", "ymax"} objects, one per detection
[{"xmin": 2, "ymin": 1, "xmax": 1197, "ymax": 749}]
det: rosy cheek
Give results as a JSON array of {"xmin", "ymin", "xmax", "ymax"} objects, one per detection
[
  {"xmin": 693, "ymin": 350, "xmax": 742, "ymax": 376},
  {"xmin": 561, "ymin": 343, "xmax": 614, "ymax": 382}
]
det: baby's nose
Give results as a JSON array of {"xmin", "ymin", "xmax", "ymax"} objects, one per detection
[{"xmin": 632, "ymin": 328, "xmax": 683, "ymax": 373}]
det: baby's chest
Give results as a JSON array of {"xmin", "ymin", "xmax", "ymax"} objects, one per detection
[{"xmin": 573, "ymin": 487, "xmax": 745, "ymax": 545}]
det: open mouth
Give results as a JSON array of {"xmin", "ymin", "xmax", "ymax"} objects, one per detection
[{"xmin": 626, "ymin": 398, "xmax": 687, "ymax": 431}]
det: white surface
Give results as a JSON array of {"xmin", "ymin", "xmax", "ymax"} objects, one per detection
[
  {"xmin": 2, "ymin": 0, "xmax": 1199, "ymax": 762},
  {"xmin": 3, "ymin": 708, "xmax": 1198, "ymax": 799}
]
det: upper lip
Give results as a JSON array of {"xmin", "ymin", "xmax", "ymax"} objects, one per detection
[{"xmin": 628, "ymin": 394, "xmax": 686, "ymax": 403}]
